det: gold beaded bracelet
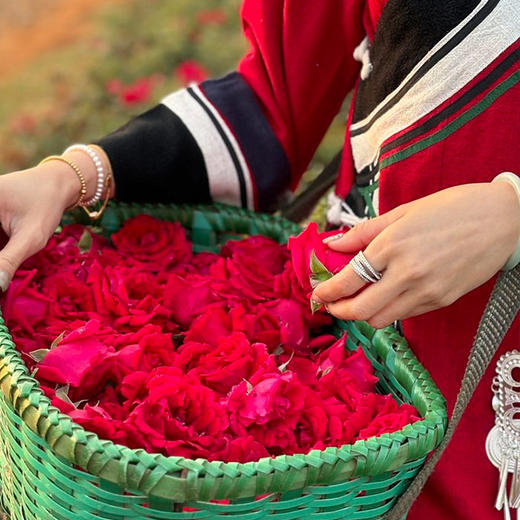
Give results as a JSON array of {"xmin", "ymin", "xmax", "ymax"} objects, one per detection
[
  {"xmin": 39, "ymin": 155, "xmax": 87, "ymax": 210},
  {"xmin": 39, "ymin": 153, "xmax": 112, "ymax": 220}
]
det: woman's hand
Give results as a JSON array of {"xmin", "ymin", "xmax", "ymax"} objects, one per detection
[
  {"xmin": 0, "ymin": 165, "xmax": 77, "ymax": 291},
  {"xmin": 0, "ymin": 147, "xmax": 112, "ymax": 291},
  {"xmin": 312, "ymin": 182, "xmax": 520, "ymax": 329}
]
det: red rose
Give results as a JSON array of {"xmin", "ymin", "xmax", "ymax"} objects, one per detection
[
  {"xmin": 87, "ymin": 261, "xmax": 129, "ymax": 317},
  {"xmin": 229, "ymin": 304, "xmax": 282, "ymax": 352},
  {"xmin": 111, "ymin": 215, "xmax": 192, "ymax": 271},
  {"xmin": 295, "ymin": 390, "xmax": 328, "ymax": 451},
  {"xmin": 86, "ymin": 261, "xmax": 173, "ymax": 332},
  {"xmin": 317, "ymin": 338, "xmax": 379, "ymax": 403},
  {"xmin": 105, "ymin": 329, "xmax": 177, "ymax": 380},
  {"xmin": 36, "ymin": 320, "xmax": 114, "ymax": 389},
  {"xmin": 4, "ymin": 214, "xmax": 421, "ymax": 464},
  {"xmin": 120, "ymin": 371, "xmax": 149, "ymax": 405},
  {"xmin": 146, "ymin": 368, "xmax": 229, "ymax": 435},
  {"xmin": 275, "ymin": 353, "xmax": 319, "ymax": 386},
  {"xmin": 175, "ymin": 60, "xmax": 209, "ymax": 86},
  {"xmin": 321, "ymin": 396, "xmax": 353, "ymax": 445},
  {"xmin": 186, "ymin": 251, "xmax": 220, "ymax": 275},
  {"xmin": 227, "ymin": 371, "xmax": 307, "ymax": 452},
  {"xmin": 207, "ymin": 236, "xmax": 289, "ymax": 304},
  {"xmin": 288, "ymin": 222, "xmax": 354, "ymax": 291},
  {"xmin": 208, "ymin": 257, "xmax": 278, "ymax": 304},
  {"xmin": 121, "ymin": 79, "xmax": 152, "ymax": 105},
  {"xmin": 215, "ymin": 436, "xmax": 270, "ymax": 464},
  {"xmin": 163, "ymin": 273, "xmax": 219, "ymax": 328},
  {"xmin": 273, "ymin": 261, "xmax": 332, "ymax": 330},
  {"xmin": 263, "ymin": 298, "xmax": 309, "ymax": 352},
  {"xmin": 126, "ymin": 367, "xmax": 229, "ymax": 458},
  {"xmin": 358, "ymin": 404, "xmax": 420, "ymax": 440},
  {"xmin": 69, "ymin": 405, "xmax": 119, "ymax": 440},
  {"xmin": 177, "ymin": 332, "xmax": 275, "ymax": 395},
  {"xmin": 3, "ymin": 270, "xmax": 50, "ymax": 334},
  {"xmin": 184, "ymin": 306, "xmax": 232, "ymax": 347},
  {"xmin": 114, "ymin": 76, "xmax": 164, "ymax": 106},
  {"xmin": 20, "ymin": 225, "xmax": 106, "ymax": 280},
  {"xmin": 42, "ymin": 270, "xmax": 94, "ymax": 320},
  {"xmin": 221, "ymin": 236, "xmax": 289, "ymax": 276},
  {"xmin": 339, "ymin": 393, "xmax": 417, "ymax": 444}
]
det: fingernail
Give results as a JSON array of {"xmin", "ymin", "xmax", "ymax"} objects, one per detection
[
  {"xmin": 311, "ymin": 294, "xmax": 324, "ymax": 304},
  {"xmin": 323, "ymin": 232, "xmax": 344, "ymax": 244},
  {"xmin": 310, "ymin": 299, "xmax": 323, "ymax": 314},
  {"xmin": 310, "ymin": 278, "xmax": 322, "ymax": 289},
  {"xmin": 0, "ymin": 271, "xmax": 9, "ymax": 292}
]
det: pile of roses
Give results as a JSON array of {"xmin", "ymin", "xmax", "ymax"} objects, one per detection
[{"xmin": 2, "ymin": 215, "xmax": 419, "ymax": 463}]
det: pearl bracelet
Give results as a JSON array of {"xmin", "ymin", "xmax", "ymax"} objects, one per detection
[
  {"xmin": 64, "ymin": 144, "xmax": 106, "ymax": 206},
  {"xmin": 492, "ymin": 172, "xmax": 520, "ymax": 271}
]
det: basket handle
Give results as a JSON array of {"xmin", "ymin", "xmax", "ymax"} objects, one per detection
[{"xmin": 384, "ymin": 264, "xmax": 520, "ymax": 519}]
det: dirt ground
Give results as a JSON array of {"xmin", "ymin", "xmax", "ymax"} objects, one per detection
[{"xmin": 0, "ymin": 0, "xmax": 120, "ymax": 82}]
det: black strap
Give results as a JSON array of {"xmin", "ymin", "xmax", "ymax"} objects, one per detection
[{"xmin": 280, "ymin": 150, "xmax": 342, "ymax": 222}]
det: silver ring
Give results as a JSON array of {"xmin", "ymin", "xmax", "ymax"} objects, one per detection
[{"xmin": 349, "ymin": 251, "xmax": 382, "ymax": 283}]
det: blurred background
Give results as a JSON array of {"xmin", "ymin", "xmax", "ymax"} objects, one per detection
[{"xmin": 0, "ymin": 0, "xmax": 346, "ymax": 202}]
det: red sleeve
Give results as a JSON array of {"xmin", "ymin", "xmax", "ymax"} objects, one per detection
[{"xmin": 239, "ymin": 0, "xmax": 365, "ymax": 186}]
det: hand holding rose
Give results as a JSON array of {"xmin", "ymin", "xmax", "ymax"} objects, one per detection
[{"xmin": 312, "ymin": 182, "xmax": 520, "ymax": 328}]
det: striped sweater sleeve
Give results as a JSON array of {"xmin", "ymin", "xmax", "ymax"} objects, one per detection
[{"xmin": 96, "ymin": 0, "xmax": 365, "ymax": 212}]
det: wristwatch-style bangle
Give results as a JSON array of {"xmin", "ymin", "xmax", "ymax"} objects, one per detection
[{"xmin": 492, "ymin": 172, "xmax": 520, "ymax": 271}]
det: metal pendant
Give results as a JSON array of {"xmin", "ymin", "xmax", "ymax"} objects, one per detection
[{"xmin": 487, "ymin": 350, "xmax": 520, "ymax": 519}]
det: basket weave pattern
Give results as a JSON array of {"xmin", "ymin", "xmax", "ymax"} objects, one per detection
[{"xmin": 0, "ymin": 203, "xmax": 447, "ymax": 519}]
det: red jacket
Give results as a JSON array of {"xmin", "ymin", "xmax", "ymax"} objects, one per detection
[{"xmin": 97, "ymin": 1, "xmax": 520, "ymax": 517}]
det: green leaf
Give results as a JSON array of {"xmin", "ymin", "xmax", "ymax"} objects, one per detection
[
  {"xmin": 29, "ymin": 349, "xmax": 50, "ymax": 363},
  {"xmin": 309, "ymin": 250, "xmax": 333, "ymax": 288},
  {"xmin": 51, "ymin": 331, "xmax": 66, "ymax": 349},
  {"xmin": 55, "ymin": 385, "xmax": 75, "ymax": 407},
  {"xmin": 309, "ymin": 250, "xmax": 331, "ymax": 277},
  {"xmin": 78, "ymin": 230, "xmax": 93, "ymax": 254}
]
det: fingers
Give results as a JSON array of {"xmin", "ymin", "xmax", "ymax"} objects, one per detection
[
  {"xmin": 323, "ymin": 266, "xmax": 405, "ymax": 323},
  {"xmin": 312, "ymin": 243, "xmax": 386, "ymax": 304},
  {"xmin": 312, "ymin": 263, "xmax": 366, "ymax": 303},
  {"xmin": 363, "ymin": 291, "xmax": 436, "ymax": 329},
  {"xmin": 325, "ymin": 205, "xmax": 406, "ymax": 253},
  {"xmin": 0, "ymin": 226, "xmax": 46, "ymax": 291}
]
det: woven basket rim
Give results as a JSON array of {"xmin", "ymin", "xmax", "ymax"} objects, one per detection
[{"xmin": 0, "ymin": 202, "xmax": 448, "ymax": 502}]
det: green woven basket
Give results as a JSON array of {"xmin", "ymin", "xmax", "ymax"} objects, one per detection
[{"xmin": 0, "ymin": 202, "xmax": 447, "ymax": 520}]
